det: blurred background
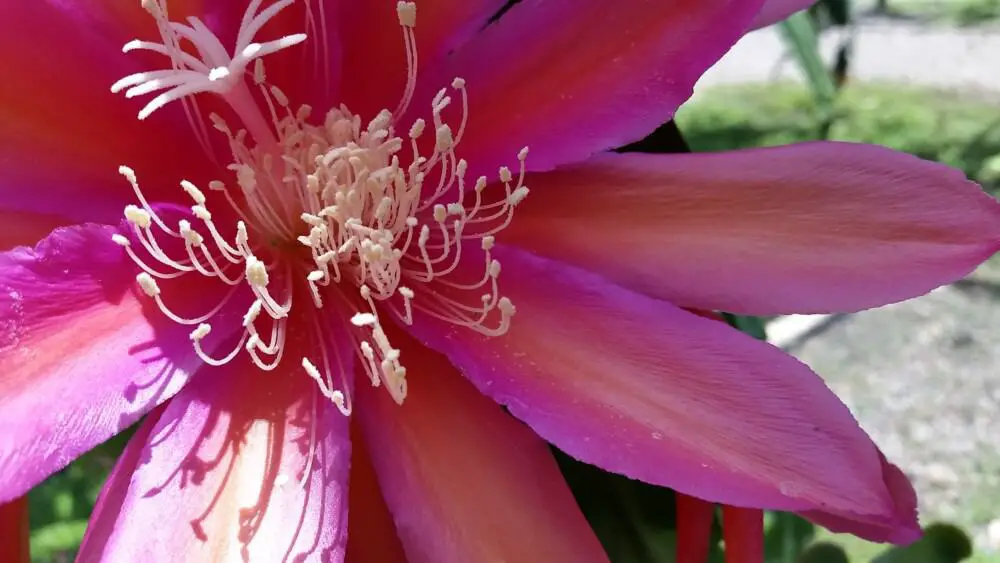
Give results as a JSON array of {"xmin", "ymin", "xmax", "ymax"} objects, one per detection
[
  {"xmin": 680, "ymin": 0, "xmax": 1000, "ymax": 560},
  {"xmin": 23, "ymin": 1, "xmax": 1000, "ymax": 561}
]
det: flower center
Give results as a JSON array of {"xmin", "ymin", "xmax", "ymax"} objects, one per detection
[{"xmin": 112, "ymin": 0, "xmax": 528, "ymax": 415}]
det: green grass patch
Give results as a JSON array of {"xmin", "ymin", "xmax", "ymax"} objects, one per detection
[
  {"xmin": 878, "ymin": 0, "xmax": 1000, "ymax": 26},
  {"xmin": 677, "ymin": 82, "xmax": 1000, "ymax": 196}
]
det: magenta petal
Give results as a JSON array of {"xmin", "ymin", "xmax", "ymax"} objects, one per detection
[
  {"xmin": 79, "ymin": 347, "xmax": 351, "ymax": 561},
  {"xmin": 503, "ymin": 145, "xmax": 1000, "ymax": 315},
  {"xmin": 801, "ymin": 453, "xmax": 921, "ymax": 544},
  {"xmin": 0, "ymin": 225, "xmax": 209, "ymax": 502},
  {"xmin": 404, "ymin": 246, "xmax": 919, "ymax": 540},
  {"xmin": 409, "ymin": 0, "xmax": 766, "ymax": 179}
]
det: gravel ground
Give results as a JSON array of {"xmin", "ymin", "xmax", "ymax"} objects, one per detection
[
  {"xmin": 787, "ymin": 274, "xmax": 1000, "ymax": 551},
  {"xmin": 697, "ymin": 17, "xmax": 1000, "ymax": 96}
]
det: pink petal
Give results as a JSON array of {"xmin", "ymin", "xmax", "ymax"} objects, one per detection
[
  {"xmin": 336, "ymin": 0, "xmax": 509, "ymax": 120},
  {"xmin": 801, "ymin": 453, "xmax": 921, "ymax": 544},
  {"xmin": 0, "ymin": 225, "xmax": 213, "ymax": 502},
  {"xmin": 409, "ymin": 0, "xmax": 765, "ymax": 179},
  {"xmin": 751, "ymin": 0, "xmax": 818, "ymax": 29},
  {"xmin": 502, "ymin": 144, "xmax": 1000, "ymax": 315},
  {"xmin": 356, "ymin": 332, "xmax": 608, "ymax": 563},
  {"xmin": 0, "ymin": 2, "xmax": 216, "ymax": 223},
  {"xmin": 404, "ymin": 246, "xmax": 919, "ymax": 541},
  {"xmin": 79, "ymin": 344, "xmax": 351, "ymax": 561}
]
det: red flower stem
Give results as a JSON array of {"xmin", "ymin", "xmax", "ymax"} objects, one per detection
[
  {"xmin": 676, "ymin": 493, "xmax": 716, "ymax": 563},
  {"xmin": 723, "ymin": 505, "xmax": 764, "ymax": 563},
  {"xmin": 0, "ymin": 496, "xmax": 29, "ymax": 563}
]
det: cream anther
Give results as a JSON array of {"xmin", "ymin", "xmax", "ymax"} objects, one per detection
[
  {"xmin": 246, "ymin": 334, "xmax": 261, "ymax": 351},
  {"xmin": 119, "ymin": 165, "xmax": 138, "ymax": 184},
  {"xmin": 179, "ymin": 220, "xmax": 204, "ymax": 246},
  {"xmin": 351, "ymin": 313, "xmax": 377, "ymax": 327},
  {"xmin": 244, "ymin": 301, "xmax": 262, "ymax": 326},
  {"xmin": 192, "ymin": 205, "xmax": 212, "ymax": 221},
  {"xmin": 136, "ymin": 273, "xmax": 160, "ymax": 297},
  {"xmin": 498, "ymin": 297, "xmax": 516, "ymax": 316},
  {"xmin": 396, "ymin": 1, "xmax": 417, "ymax": 27},
  {"xmin": 509, "ymin": 186, "xmax": 530, "ymax": 205},
  {"xmin": 112, "ymin": 234, "xmax": 131, "ymax": 247},
  {"xmin": 435, "ymin": 125, "xmax": 454, "ymax": 152},
  {"xmin": 190, "ymin": 323, "xmax": 212, "ymax": 341},
  {"xmin": 236, "ymin": 222, "xmax": 249, "ymax": 247},
  {"xmin": 124, "ymin": 205, "xmax": 152, "ymax": 228},
  {"xmin": 409, "ymin": 119, "xmax": 425, "ymax": 139},
  {"xmin": 180, "ymin": 180, "xmax": 207, "ymax": 204},
  {"xmin": 246, "ymin": 256, "xmax": 270, "ymax": 286},
  {"xmin": 432, "ymin": 204, "xmax": 447, "ymax": 223}
]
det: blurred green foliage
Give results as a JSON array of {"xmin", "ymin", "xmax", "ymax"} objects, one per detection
[
  {"xmin": 677, "ymin": 83, "xmax": 1000, "ymax": 195},
  {"xmin": 881, "ymin": 0, "xmax": 1000, "ymax": 25},
  {"xmin": 28, "ymin": 430, "xmax": 130, "ymax": 561}
]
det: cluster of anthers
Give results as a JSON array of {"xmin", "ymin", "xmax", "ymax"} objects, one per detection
[{"xmin": 111, "ymin": 0, "xmax": 529, "ymax": 415}]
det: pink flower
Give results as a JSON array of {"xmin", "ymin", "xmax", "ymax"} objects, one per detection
[{"xmin": 1, "ymin": 0, "xmax": 997, "ymax": 561}]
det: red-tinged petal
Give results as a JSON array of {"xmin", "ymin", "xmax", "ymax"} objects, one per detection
[
  {"xmin": 356, "ymin": 331, "xmax": 608, "ymax": 563},
  {"xmin": 0, "ymin": 211, "xmax": 67, "ymax": 251},
  {"xmin": 404, "ymin": 246, "xmax": 919, "ymax": 540},
  {"xmin": 750, "ymin": 0, "xmax": 818, "ymax": 29},
  {"xmin": 0, "ymin": 224, "xmax": 223, "ymax": 502},
  {"xmin": 79, "ymin": 337, "xmax": 352, "ymax": 562},
  {"xmin": 0, "ymin": 2, "xmax": 216, "ymax": 223},
  {"xmin": 345, "ymin": 420, "xmax": 408, "ymax": 563},
  {"xmin": 0, "ymin": 496, "xmax": 29, "ymax": 563},
  {"xmin": 408, "ymin": 0, "xmax": 765, "ymax": 180},
  {"xmin": 336, "ymin": 0, "xmax": 509, "ymax": 120},
  {"xmin": 503, "ymin": 144, "xmax": 1000, "ymax": 316}
]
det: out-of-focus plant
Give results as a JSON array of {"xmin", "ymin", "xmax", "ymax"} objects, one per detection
[{"xmin": 777, "ymin": 0, "xmax": 852, "ymax": 137}]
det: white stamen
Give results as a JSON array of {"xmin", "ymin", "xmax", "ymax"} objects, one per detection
[{"xmin": 114, "ymin": 0, "xmax": 528, "ymax": 416}]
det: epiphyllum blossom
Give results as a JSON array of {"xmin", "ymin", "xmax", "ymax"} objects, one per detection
[{"xmin": 1, "ymin": 0, "xmax": 999, "ymax": 561}]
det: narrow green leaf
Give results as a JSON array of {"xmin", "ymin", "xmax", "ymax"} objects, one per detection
[
  {"xmin": 778, "ymin": 12, "xmax": 837, "ymax": 112},
  {"xmin": 720, "ymin": 313, "xmax": 768, "ymax": 341}
]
